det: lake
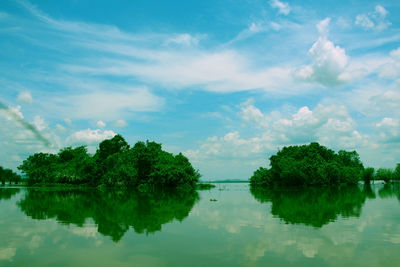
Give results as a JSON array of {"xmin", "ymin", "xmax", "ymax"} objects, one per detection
[{"xmin": 1, "ymin": 183, "xmax": 400, "ymax": 266}]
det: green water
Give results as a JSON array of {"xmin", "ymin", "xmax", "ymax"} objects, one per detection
[{"xmin": 1, "ymin": 183, "xmax": 400, "ymax": 266}]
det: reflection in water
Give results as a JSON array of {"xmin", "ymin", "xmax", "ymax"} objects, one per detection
[
  {"xmin": 18, "ymin": 188, "xmax": 199, "ymax": 242},
  {"xmin": 1, "ymin": 184, "xmax": 400, "ymax": 266},
  {"xmin": 0, "ymin": 188, "xmax": 20, "ymax": 201},
  {"xmin": 250, "ymin": 185, "xmax": 373, "ymax": 227},
  {"xmin": 378, "ymin": 183, "xmax": 400, "ymax": 201}
]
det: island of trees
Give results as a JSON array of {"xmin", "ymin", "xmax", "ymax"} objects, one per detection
[
  {"xmin": 16, "ymin": 134, "xmax": 200, "ymax": 188},
  {"xmin": 250, "ymin": 142, "xmax": 400, "ymax": 187}
]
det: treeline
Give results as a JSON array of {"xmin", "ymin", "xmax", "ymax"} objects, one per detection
[
  {"xmin": 18, "ymin": 135, "xmax": 200, "ymax": 188},
  {"xmin": 0, "ymin": 166, "xmax": 22, "ymax": 185},
  {"xmin": 250, "ymin": 142, "xmax": 400, "ymax": 187},
  {"xmin": 373, "ymin": 167, "xmax": 400, "ymax": 183}
]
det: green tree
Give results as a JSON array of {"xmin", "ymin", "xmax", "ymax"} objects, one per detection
[
  {"xmin": 18, "ymin": 135, "xmax": 200, "ymax": 188},
  {"xmin": 375, "ymin": 168, "xmax": 394, "ymax": 183},
  {"xmin": 0, "ymin": 167, "xmax": 22, "ymax": 185},
  {"xmin": 249, "ymin": 167, "xmax": 272, "ymax": 186},
  {"xmin": 394, "ymin": 163, "xmax": 400, "ymax": 181},
  {"xmin": 4, "ymin": 169, "xmax": 13, "ymax": 184},
  {"xmin": 95, "ymin": 134, "xmax": 130, "ymax": 161},
  {"xmin": 18, "ymin": 153, "xmax": 58, "ymax": 185},
  {"xmin": 250, "ymin": 142, "xmax": 364, "ymax": 186},
  {"xmin": 362, "ymin": 167, "xmax": 375, "ymax": 184},
  {"xmin": 0, "ymin": 166, "xmax": 5, "ymax": 185},
  {"xmin": 56, "ymin": 146, "xmax": 95, "ymax": 184}
]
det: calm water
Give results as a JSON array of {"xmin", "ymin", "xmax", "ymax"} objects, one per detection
[{"xmin": 1, "ymin": 183, "xmax": 400, "ymax": 266}]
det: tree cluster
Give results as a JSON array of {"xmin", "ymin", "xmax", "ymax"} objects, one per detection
[
  {"xmin": 352, "ymin": 164, "xmax": 400, "ymax": 184},
  {"xmin": 0, "ymin": 166, "xmax": 22, "ymax": 185},
  {"xmin": 374, "ymin": 165, "xmax": 400, "ymax": 183},
  {"xmin": 18, "ymin": 135, "xmax": 200, "ymax": 188},
  {"xmin": 250, "ymin": 142, "xmax": 366, "ymax": 186}
]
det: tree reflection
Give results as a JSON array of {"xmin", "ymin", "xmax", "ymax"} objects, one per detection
[
  {"xmin": 378, "ymin": 183, "xmax": 400, "ymax": 201},
  {"xmin": 0, "ymin": 188, "xmax": 20, "ymax": 201},
  {"xmin": 18, "ymin": 188, "xmax": 199, "ymax": 242},
  {"xmin": 250, "ymin": 185, "xmax": 372, "ymax": 228}
]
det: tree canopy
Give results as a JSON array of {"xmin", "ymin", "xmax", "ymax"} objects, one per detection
[
  {"xmin": 18, "ymin": 134, "xmax": 200, "ymax": 188},
  {"xmin": 250, "ymin": 142, "xmax": 365, "ymax": 186}
]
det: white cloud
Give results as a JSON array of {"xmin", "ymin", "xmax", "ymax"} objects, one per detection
[
  {"xmin": 375, "ymin": 117, "xmax": 400, "ymax": 143},
  {"xmin": 7, "ymin": 105, "xmax": 24, "ymax": 120},
  {"xmin": 270, "ymin": 22, "xmax": 282, "ymax": 31},
  {"xmin": 391, "ymin": 47, "xmax": 400, "ymax": 59},
  {"xmin": 13, "ymin": 1, "xmax": 303, "ymax": 95},
  {"xmin": 375, "ymin": 5, "xmax": 388, "ymax": 17},
  {"xmin": 33, "ymin": 115, "xmax": 47, "ymax": 131},
  {"xmin": 355, "ymin": 15, "xmax": 374, "ymax": 29},
  {"xmin": 238, "ymin": 101, "xmax": 268, "ymax": 125},
  {"xmin": 17, "ymin": 91, "xmax": 33, "ymax": 104},
  {"xmin": 186, "ymin": 101, "xmax": 369, "ymax": 179},
  {"xmin": 355, "ymin": 5, "xmax": 391, "ymax": 31},
  {"xmin": 317, "ymin": 18, "xmax": 331, "ymax": 36},
  {"xmin": 62, "ymin": 50, "xmax": 296, "ymax": 94},
  {"xmin": 96, "ymin": 120, "xmax": 106, "ymax": 128},
  {"xmin": 114, "ymin": 119, "xmax": 127, "ymax": 127},
  {"xmin": 55, "ymin": 123, "xmax": 66, "ymax": 133},
  {"xmin": 267, "ymin": 104, "xmax": 363, "ymax": 147},
  {"xmin": 249, "ymin": 22, "xmax": 263, "ymax": 33},
  {"xmin": 369, "ymin": 90, "xmax": 400, "ymax": 115},
  {"xmin": 297, "ymin": 18, "xmax": 349, "ymax": 86},
  {"xmin": 50, "ymin": 87, "xmax": 164, "ymax": 120},
  {"xmin": 66, "ymin": 128, "xmax": 116, "ymax": 145},
  {"xmin": 165, "ymin": 33, "xmax": 204, "ymax": 46},
  {"xmin": 270, "ymin": 0, "xmax": 291, "ymax": 15},
  {"xmin": 378, "ymin": 47, "xmax": 400, "ymax": 78}
]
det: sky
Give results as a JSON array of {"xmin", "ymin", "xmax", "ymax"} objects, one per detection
[{"xmin": 1, "ymin": 0, "xmax": 400, "ymax": 180}]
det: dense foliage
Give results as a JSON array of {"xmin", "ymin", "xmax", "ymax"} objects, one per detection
[
  {"xmin": 18, "ymin": 135, "xmax": 200, "ymax": 188},
  {"xmin": 18, "ymin": 188, "xmax": 199, "ymax": 242},
  {"xmin": 0, "ymin": 166, "xmax": 22, "ymax": 185},
  {"xmin": 250, "ymin": 142, "xmax": 365, "ymax": 186}
]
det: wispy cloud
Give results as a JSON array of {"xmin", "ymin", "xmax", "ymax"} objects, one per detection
[
  {"xmin": 270, "ymin": 0, "xmax": 291, "ymax": 15},
  {"xmin": 355, "ymin": 5, "xmax": 391, "ymax": 31},
  {"xmin": 47, "ymin": 87, "xmax": 164, "ymax": 120},
  {"xmin": 14, "ymin": 0, "xmax": 303, "ymax": 95}
]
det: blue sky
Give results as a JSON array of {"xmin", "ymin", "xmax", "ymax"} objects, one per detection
[{"xmin": 1, "ymin": 0, "xmax": 400, "ymax": 180}]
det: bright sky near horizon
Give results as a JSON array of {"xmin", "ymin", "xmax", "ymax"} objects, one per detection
[{"xmin": 1, "ymin": 0, "xmax": 400, "ymax": 180}]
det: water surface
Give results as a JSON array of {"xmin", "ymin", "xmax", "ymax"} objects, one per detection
[{"xmin": 1, "ymin": 183, "xmax": 400, "ymax": 266}]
